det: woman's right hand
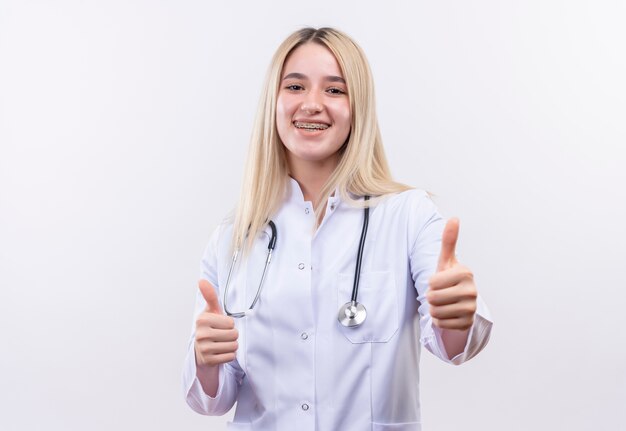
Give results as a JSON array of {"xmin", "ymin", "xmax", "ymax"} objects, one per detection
[{"xmin": 194, "ymin": 279, "xmax": 239, "ymax": 368}]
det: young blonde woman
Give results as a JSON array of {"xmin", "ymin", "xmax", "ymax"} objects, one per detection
[{"xmin": 183, "ymin": 27, "xmax": 492, "ymax": 430}]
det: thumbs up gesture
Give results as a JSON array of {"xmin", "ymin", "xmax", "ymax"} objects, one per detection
[
  {"xmin": 194, "ymin": 279, "xmax": 239, "ymax": 367},
  {"xmin": 426, "ymin": 218, "xmax": 478, "ymax": 331}
]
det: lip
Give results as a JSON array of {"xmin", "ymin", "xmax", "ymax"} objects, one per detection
[{"xmin": 293, "ymin": 119, "xmax": 331, "ymax": 125}]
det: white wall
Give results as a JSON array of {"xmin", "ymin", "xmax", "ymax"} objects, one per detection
[{"xmin": 1, "ymin": 1, "xmax": 624, "ymax": 430}]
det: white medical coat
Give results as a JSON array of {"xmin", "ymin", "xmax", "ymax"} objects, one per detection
[{"xmin": 183, "ymin": 178, "xmax": 493, "ymax": 430}]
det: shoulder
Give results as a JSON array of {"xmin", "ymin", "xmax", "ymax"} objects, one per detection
[
  {"xmin": 373, "ymin": 189, "xmax": 443, "ymax": 246},
  {"xmin": 203, "ymin": 216, "xmax": 235, "ymax": 255},
  {"xmin": 377, "ymin": 188, "xmax": 437, "ymax": 216}
]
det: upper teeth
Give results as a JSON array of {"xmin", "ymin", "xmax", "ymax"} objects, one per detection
[{"xmin": 294, "ymin": 121, "xmax": 329, "ymax": 130}]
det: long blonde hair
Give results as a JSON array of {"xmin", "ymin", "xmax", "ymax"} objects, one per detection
[{"xmin": 233, "ymin": 27, "xmax": 411, "ymax": 253}]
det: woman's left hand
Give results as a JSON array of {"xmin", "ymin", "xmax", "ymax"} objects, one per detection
[{"xmin": 426, "ymin": 218, "xmax": 478, "ymax": 331}]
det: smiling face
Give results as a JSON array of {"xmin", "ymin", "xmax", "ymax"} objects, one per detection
[{"xmin": 276, "ymin": 42, "xmax": 352, "ymax": 175}]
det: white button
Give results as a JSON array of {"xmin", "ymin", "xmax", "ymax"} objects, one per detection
[
  {"xmin": 305, "ymin": 208, "xmax": 310, "ymax": 214},
  {"xmin": 298, "ymin": 263, "xmax": 305, "ymax": 270},
  {"xmin": 301, "ymin": 403, "xmax": 310, "ymax": 411},
  {"xmin": 301, "ymin": 332, "xmax": 308, "ymax": 340},
  {"xmin": 330, "ymin": 204, "xmax": 335, "ymax": 211}
]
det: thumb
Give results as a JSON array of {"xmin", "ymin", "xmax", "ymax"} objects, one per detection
[
  {"xmin": 198, "ymin": 279, "xmax": 223, "ymax": 314},
  {"xmin": 437, "ymin": 218, "xmax": 460, "ymax": 272}
]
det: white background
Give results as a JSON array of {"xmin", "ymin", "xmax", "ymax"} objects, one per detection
[{"xmin": 1, "ymin": 1, "xmax": 625, "ymax": 430}]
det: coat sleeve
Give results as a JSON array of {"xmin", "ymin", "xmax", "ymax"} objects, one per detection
[
  {"xmin": 182, "ymin": 224, "xmax": 245, "ymax": 415},
  {"xmin": 407, "ymin": 191, "xmax": 493, "ymax": 365}
]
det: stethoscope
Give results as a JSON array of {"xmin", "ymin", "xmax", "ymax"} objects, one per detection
[{"xmin": 223, "ymin": 196, "xmax": 370, "ymax": 328}]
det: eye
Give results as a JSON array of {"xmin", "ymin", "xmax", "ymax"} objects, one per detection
[
  {"xmin": 285, "ymin": 84, "xmax": 304, "ymax": 91},
  {"xmin": 327, "ymin": 87, "xmax": 346, "ymax": 95}
]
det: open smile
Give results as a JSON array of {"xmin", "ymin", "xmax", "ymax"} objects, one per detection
[{"xmin": 293, "ymin": 121, "xmax": 330, "ymax": 131}]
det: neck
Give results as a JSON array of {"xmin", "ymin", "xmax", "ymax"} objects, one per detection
[{"xmin": 287, "ymin": 155, "xmax": 339, "ymax": 206}]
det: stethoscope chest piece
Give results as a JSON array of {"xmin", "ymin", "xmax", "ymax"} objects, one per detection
[{"xmin": 338, "ymin": 301, "xmax": 367, "ymax": 327}]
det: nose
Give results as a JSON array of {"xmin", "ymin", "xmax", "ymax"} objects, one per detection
[{"xmin": 300, "ymin": 92, "xmax": 323, "ymax": 114}]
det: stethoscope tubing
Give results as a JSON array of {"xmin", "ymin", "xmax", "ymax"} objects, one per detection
[
  {"xmin": 351, "ymin": 195, "xmax": 370, "ymax": 303},
  {"xmin": 223, "ymin": 199, "xmax": 370, "ymax": 327},
  {"xmin": 223, "ymin": 221, "xmax": 277, "ymax": 318}
]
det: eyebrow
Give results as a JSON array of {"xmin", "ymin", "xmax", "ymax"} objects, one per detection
[{"xmin": 282, "ymin": 72, "xmax": 346, "ymax": 84}]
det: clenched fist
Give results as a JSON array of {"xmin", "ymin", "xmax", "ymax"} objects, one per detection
[
  {"xmin": 426, "ymin": 218, "xmax": 477, "ymax": 331},
  {"xmin": 194, "ymin": 279, "xmax": 239, "ymax": 367}
]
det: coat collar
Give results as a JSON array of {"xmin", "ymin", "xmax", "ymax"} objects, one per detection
[{"xmin": 286, "ymin": 176, "xmax": 341, "ymax": 208}]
